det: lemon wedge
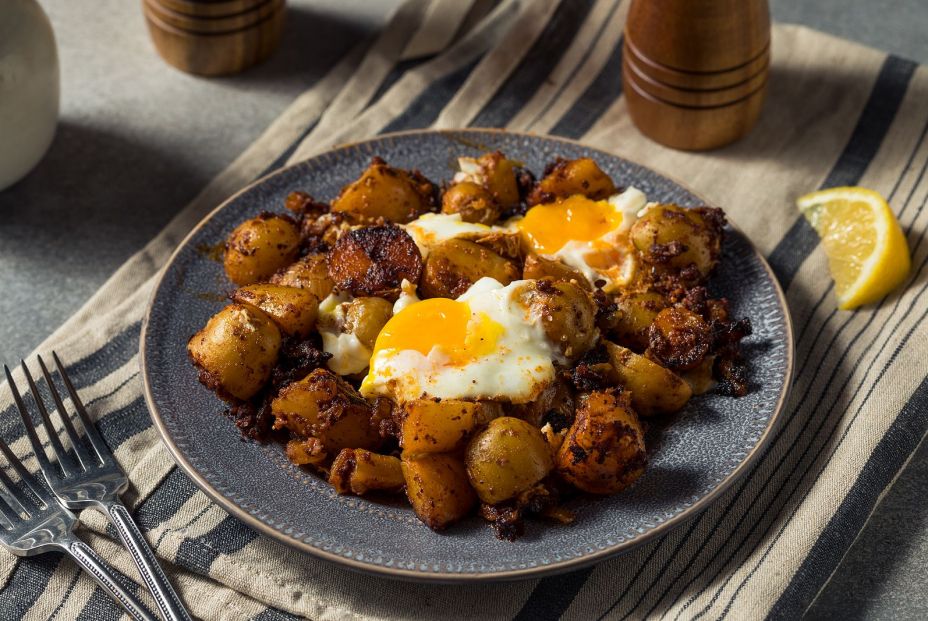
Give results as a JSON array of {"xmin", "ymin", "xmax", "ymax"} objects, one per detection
[{"xmin": 797, "ymin": 187, "xmax": 910, "ymax": 310}]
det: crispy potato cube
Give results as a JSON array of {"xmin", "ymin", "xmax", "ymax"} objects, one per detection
[
  {"xmin": 647, "ymin": 307, "xmax": 712, "ymax": 371},
  {"xmin": 556, "ymin": 389, "xmax": 646, "ymax": 495},
  {"xmin": 271, "ymin": 369, "xmax": 380, "ymax": 457},
  {"xmin": 270, "ymin": 253, "xmax": 335, "ymax": 300},
  {"xmin": 401, "ymin": 453, "xmax": 477, "ymax": 530},
  {"xmin": 400, "ymin": 399, "xmax": 498, "ymax": 454},
  {"xmin": 329, "ymin": 449, "xmax": 405, "ymax": 495},
  {"xmin": 604, "ymin": 341, "xmax": 692, "ymax": 415},
  {"xmin": 231, "ymin": 284, "xmax": 319, "ymax": 338}
]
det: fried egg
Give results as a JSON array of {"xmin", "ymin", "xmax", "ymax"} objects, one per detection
[
  {"xmin": 514, "ymin": 187, "xmax": 648, "ymax": 291},
  {"xmin": 360, "ymin": 278, "xmax": 556, "ymax": 404}
]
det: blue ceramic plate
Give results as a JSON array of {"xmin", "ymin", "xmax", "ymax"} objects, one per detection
[{"xmin": 141, "ymin": 129, "xmax": 793, "ymax": 581}]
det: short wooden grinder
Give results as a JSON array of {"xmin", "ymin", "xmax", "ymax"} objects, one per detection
[
  {"xmin": 143, "ymin": 0, "xmax": 286, "ymax": 76},
  {"xmin": 623, "ymin": 0, "xmax": 770, "ymax": 150}
]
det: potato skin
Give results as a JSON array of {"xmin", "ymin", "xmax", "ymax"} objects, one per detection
[
  {"xmin": 527, "ymin": 157, "xmax": 617, "ymax": 206},
  {"xmin": 478, "ymin": 152, "xmax": 520, "ymax": 210},
  {"xmin": 270, "ymin": 253, "xmax": 335, "ymax": 300},
  {"xmin": 629, "ymin": 205, "xmax": 724, "ymax": 278},
  {"xmin": 441, "ymin": 181, "xmax": 500, "ymax": 225},
  {"xmin": 224, "ymin": 214, "xmax": 301, "ymax": 286},
  {"xmin": 610, "ymin": 290, "xmax": 668, "ymax": 351},
  {"xmin": 522, "ymin": 255, "xmax": 591, "ymax": 290},
  {"xmin": 465, "ymin": 417, "xmax": 555, "ymax": 505},
  {"xmin": 400, "ymin": 399, "xmax": 498, "ymax": 454},
  {"xmin": 329, "ymin": 449, "xmax": 405, "ymax": 495},
  {"xmin": 647, "ymin": 307, "xmax": 712, "ymax": 371},
  {"xmin": 520, "ymin": 279, "xmax": 598, "ymax": 360},
  {"xmin": 188, "ymin": 303, "xmax": 281, "ymax": 401},
  {"xmin": 331, "ymin": 158, "xmax": 436, "ymax": 224},
  {"xmin": 556, "ymin": 389, "xmax": 646, "ymax": 494},
  {"xmin": 271, "ymin": 368, "xmax": 380, "ymax": 457},
  {"xmin": 231, "ymin": 284, "xmax": 319, "ymax": 338},
  {"xmin": 327, "ymin": 224, "xmax": 423, "ymax": 298},
  {"xmin": 344, "ymin": 297, "xmax": 394, "ymax": 350},
  {"xmin": 420, "ymin": 238, "xmax": 520, "ymax": 299},
  {"xmin": 604, "ymin": 341, "xmax": 691, "ymax": 415},
  {"xmin": 402, "ymin": 453, "xmax": 477, "ymax": 530}
]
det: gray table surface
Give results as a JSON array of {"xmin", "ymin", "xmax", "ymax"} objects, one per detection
[{"xmin": 3, "ymin": 1, "xmax": 926, "ymax": 618}]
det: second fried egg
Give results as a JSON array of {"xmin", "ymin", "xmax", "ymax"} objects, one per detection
[{"xmin": 515, "ymin": 187, "xmax": 647, "ymax": 291}]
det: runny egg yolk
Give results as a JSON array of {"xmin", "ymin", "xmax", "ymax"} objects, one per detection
[
  {"xmin": 517, "ymin": 195, "xmax": 623, "ymax": 254},
  {"xmin": 370, "ymin": 297, "xmax": 503, "ymax": 366}
]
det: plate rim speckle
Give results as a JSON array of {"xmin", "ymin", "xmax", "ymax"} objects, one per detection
[{"xmin": 140, "ymin": 128, "xmax": 795, "ymax": 582}]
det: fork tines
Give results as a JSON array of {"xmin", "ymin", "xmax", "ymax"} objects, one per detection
[
  {"xmin": 0, "ymin": 434, "xmax": 54, "ymax": 526},
  {"xmin": 4, "ymin": 354, "xmax": 105, "ymax": 484}
]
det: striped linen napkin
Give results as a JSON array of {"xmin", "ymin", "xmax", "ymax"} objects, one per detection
[{"xmin": 2, "ymin": 0, "xmax": 927, "ymax": 618}]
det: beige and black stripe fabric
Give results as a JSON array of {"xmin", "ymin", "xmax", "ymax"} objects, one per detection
[{"xmin": 2, "ymin": 0, "xmax": 927, "ymax": 618}]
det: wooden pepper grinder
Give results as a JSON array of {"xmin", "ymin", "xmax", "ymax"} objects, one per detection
[
  {"xmin": 142, "ymin": 0, "xmax": 286, "ymax": 76},
  {"xmin": 623, "ymin": 0, "xmax": 770, "ymax": 150}
]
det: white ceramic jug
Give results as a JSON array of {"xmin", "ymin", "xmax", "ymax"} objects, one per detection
[{"xmin": 0, "ymin": 0, "xmax": 59, "ymax": 191}]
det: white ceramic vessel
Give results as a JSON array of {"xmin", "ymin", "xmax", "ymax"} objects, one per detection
[{"xmin": 0, "ymin": 0, "xmax": 59, "ymax": 191}]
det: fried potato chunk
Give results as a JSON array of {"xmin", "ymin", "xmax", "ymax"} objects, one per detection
[
  {"xmin": 441, "ymin": 181, "xmax": 501, "ymax": 225},
  {"xmin": 270, "ymin": 253, "xmax": 335, "ymax": 300},
  {"xmin": 329, "ymin": 449, "xmax": 405, "ymax": 495},
  {"xmin": 520, "ymin": 279, "xmax": 598, "ymax": 361},
  {"xmin": 399, "ymin": 399, "xmax": 499, "ymax": 454},
  {"xmin": 522, "ymin": 254, "xmax": 591, "ymax": 290},
  {"xmin": 223, "ymin": 214, "xmax": 301, "ymax": 286},
  {"xmin": 527, "ymin": 157, "xmax": 617, "ymax": 206},
  {"xmin": 465, "ymin": 417, "xmax": 555, "ymax": 505},
  {"xmin": 231, "ymin": 284, "xmax": 318, "ymax": 338},
  {"xmin": 647, "ymin": 307, "xmax": 712, "ymax": 371},
  {"xmin": 327, "ymin": 224, "xmax": 423, "ymax": 298},
  {"xmin": 331, "ymin": 157, "xmax": 436, "ymax": 224},
  {"xmin": 604, "ymin": 341, "xmax": 691, "ymax": 415},
  {"xmin": 343, "ymin": 296, "xmax": 394, "ymax": 350},
  {"xmin": 271, "ymin": 368, "xmax": 380, "ymax": 458},
  {"xmin": 556, "ymin": 389, "xmax": 646, "ymax": 494},
  {"xmin": 402, "ymin": 453, "xmax": 477, "ymax": 531},
  {"xmin": 419, "ymin": 238, "xmax": 520, "ymax": 299},
  {"xmin": 476, "ymin": 151, "xmax": 521, "ymax": 210},
  {"xmin": 609, "ymin": 290, "xmax": 668, "ymax": 351},
  {"xmin": 629, "ymin": 205, "xmax": 725, "ymax": 278},
  {"xmin": 188, "ymin": 303, "xmax": 281, "ymax": 401}
]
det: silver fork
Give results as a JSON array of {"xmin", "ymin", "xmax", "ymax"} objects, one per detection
[
  {"xmin": 7, "ymin": 353, "xmax": 192, "ymax": 621},
  {"xmin": 0, "ymin": 435, "xmax": 156, "ymax": 620}
]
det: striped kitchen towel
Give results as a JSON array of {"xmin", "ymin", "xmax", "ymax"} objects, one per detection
[{"xmin": 2, "ymin": 0, "xmax": 927, "ymax": 618}]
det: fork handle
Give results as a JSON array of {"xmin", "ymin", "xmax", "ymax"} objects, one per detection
[
  {"xmin": 61, "ymin": 536, "xmax": 158, "ymax": 621},
  {"xmin": 101, "ymin": 500, "xmax": 193, "ymax": 621}
]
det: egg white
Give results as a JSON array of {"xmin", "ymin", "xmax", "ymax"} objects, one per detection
[
  {"xmin": 317, "ymin": 291, "xmax": 372, "ymax": 376},
  {"xmin": 401, "ymin": 213, "xmax": 503, "ymax": 258}
]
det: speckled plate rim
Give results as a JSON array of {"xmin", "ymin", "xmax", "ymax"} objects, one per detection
[{"xmin": 140, "ymin": 128, "xmax": 795, "ymax": 582}]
